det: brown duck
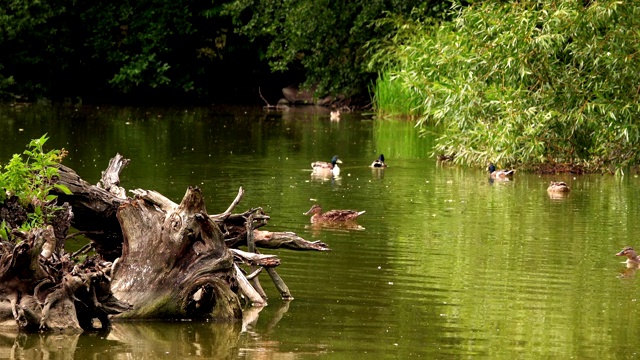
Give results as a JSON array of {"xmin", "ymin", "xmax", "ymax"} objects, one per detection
[
  {"xmin": 616, "ymin": 246, "xmax": 640, "ymax": 267},
  {"xmin": 304, "ymin": 204, "xmax": 365, "ymax": 223},
  {"xmin": 547, "ymin": 181, "xmax": 570, "ymax": 193}
]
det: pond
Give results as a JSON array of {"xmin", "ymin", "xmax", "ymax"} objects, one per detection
[{"xmin": 1, "ymin": 104, "xmax": 640, "ymax": 359}]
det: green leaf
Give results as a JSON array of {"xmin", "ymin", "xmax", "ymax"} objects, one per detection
[{"xmin": 53, "ymin": 184, "xmax": 73, "ymax": 195}]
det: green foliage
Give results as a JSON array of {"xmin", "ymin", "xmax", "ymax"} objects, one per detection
[
  {"xmin": 0, "ymin": 220, "xmax": 8, "ymax": 240},
  {"xmin": 0, "ymin": 135, "xmax": 71, "ymax": 239},
  {"xmin": 81, "ymin": 0, "xmax": 198, "ymax": 94},
  {"xmin": 371, "ymin": 71, "xmax": 423, "ymax": 118},
  {"xmin": 370, "ymin": 0, "xmax": 640, "ymax": 173},
  {"xmin": 0, "ymin": 0, "xmax": 76, "ymax": 100},
  {"xmin": 222, "ymin": 0, "xmax": 450, "ymax": 97},
  {"xmin": 0, "ymin": 0, "xmax": 240, "ymax": 101},
  {"xmin": 0, "ymin": 0, "xmax": 454, "ymax": 103}
]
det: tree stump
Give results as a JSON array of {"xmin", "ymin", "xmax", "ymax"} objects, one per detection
[
  {"xmin": 111, "ymin": 186, "xmax": 241, "ymax": 320},
  {"xmin": 0, "ymin": 152, "xmax": 331, "ymax": 332}
]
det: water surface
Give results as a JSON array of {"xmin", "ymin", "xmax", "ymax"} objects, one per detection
[{"xmin": 1, "ymin": 105, "xmax": 640, "ymax": 359}]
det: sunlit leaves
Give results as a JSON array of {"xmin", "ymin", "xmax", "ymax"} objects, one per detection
[
  {"xmin": 0, "ymin": 135, "xmax": 71, "ymax": 238},
  {"xmin": 371, "ymin": 0, "xmax": 640, "ymax": 173}
]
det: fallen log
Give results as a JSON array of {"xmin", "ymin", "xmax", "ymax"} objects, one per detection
[{"xmin": 231, "ymin": 248, "xmax": 281, "ymax": 268}]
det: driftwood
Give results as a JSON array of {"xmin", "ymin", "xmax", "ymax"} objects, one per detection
[
  {"xmin": 0, "ymin": 153, "xmax": 329, "ymax": 332},
  {"xmin": 0, "ymin": 225, "xmax": 130, "ymax": 332}
]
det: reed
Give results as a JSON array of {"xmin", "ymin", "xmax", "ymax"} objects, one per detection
[{"xmin": 371, "ymin": 71, "xmax": 422, "ymax": 118}]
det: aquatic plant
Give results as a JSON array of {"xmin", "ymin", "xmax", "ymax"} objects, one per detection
[{"xmin": 370, "ymin": 71, "xmax": 422, "ymax": 118}]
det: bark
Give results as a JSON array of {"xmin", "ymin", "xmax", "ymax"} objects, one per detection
[
  {"xmin": 0, "ymin": 226, "xmax": 130, "ymax": 333},
  {"xmin": 110, "ymin": 186, "xmax": 242, "ymax": 320},
  {"xmin": 55, "ymin": 164, "xmax": 126, "ymax": 261},
  {"xmin": 0, "ymin": 153, "xmax": 330, "ymax": 332}
]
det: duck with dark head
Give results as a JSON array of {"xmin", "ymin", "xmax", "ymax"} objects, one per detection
[
  {"xmin": 370, "ymin": 154, "xmax": 387, "ymax": 168},
  {"xmin": 488, "ymin": 163, "xmax": 515, "ymax": 181},
  {"xmin": 311, "ymin": 155, "xmax": 342, "ymax": 177}
]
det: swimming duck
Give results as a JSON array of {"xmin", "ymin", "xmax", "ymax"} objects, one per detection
[
  {"xmin": 547, "ymin": 181, "xmax": 570, "ymax": 193},
  {"xmin": 304, "ymin": 204, "xmax": 365, "ymax": 223},
  {"xmin": 330, "ymin": 110, "xmax": 340, "ymax": 121},
  {"xmin": 616, "ymin": 246, "xmax": 640, "ymax": 267},
  {"xmin": 370, "ymin": 154, "xmax": 387, "ymax": 168},
  {"xmin": 488, "ymin": 163, "xmax": 515, "ymax": 180},
  {"xmin": 437, "ymin": 154, "xmax": 455, "ymax": 163},
  {"xmin": 312, "ymin": 155, "xmax": 342, "ymax": 176}
]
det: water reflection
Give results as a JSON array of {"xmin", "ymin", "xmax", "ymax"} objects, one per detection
[
  {"xmin": 309, "ymin": 172, "xmax": 341, "ymax": 185},
  {"xmin": 0, "ymin": 302, "xmax": 298, "ymax": 360},
  {"xmin": 305, "ymin": 222, "xmax": 366, "ymax": 233},
  {"xmin": 4, "ymin": 106, "xmax": 640, "ymax": 358},
  {"xmin": 547, "ymin": 191, "xmax": 570, "ymax": 200},
  {"xmin": 371, "ymin": 167, "xmax": 385, "ymax": 180}
]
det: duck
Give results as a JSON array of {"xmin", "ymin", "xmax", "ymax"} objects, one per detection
[
  {"xmin": 488, "ymin": 163, "xmax": 515, "ymax": 180},
  {"xmin": 436, "ymin": 154, "xmax": 455, "ymax": 163},
  {"xmin": 330, "ymin": 110, "xmax": 340, "ymax": 121},
  {"xmin": 304, "ymin": 204, "xmax": 365, "ymax": 223},
  {"xmin": 370, "ymin": 154, "xmax": 387, "ymax": 168},
  {"xmin": 616, "ymin": 246, "xmax": 640, "ymax": 267},
  {"xmin": 547, "ymin": 181, "xmax": 570, "ymax": 193},
  {"xmin": 312, "ymin": 155, "xmax": 342, "ymax": 176}
]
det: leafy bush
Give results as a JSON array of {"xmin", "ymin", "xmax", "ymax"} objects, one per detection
[
  {"xmin": 371, "ymin": 0, "xmax": 640, "ymax": 173},
  {"xmin": 0, "ymin": 135, "xmax": 71, "ymax": 240}
]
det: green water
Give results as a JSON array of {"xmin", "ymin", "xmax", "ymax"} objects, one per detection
[{"xmin": 1, "ymin": 105, "xmax": 640, "ymax": 359}]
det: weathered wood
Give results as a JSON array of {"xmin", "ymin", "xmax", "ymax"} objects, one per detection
[
  {"xmin": 0, "ymin": 151, "xmax": 336, "ymax": 332},
  {"xmin": 231, "ymin": 249, "xmax": 280, "ymax": 268},
  {"xmin": 265, "ymin": 267, "xmax": 293, "ymax": 301},
  {"xmin": 110, "ymin": 186, "xmax": 242, "ymax": 320},
  {"xmin": 97, "ymin": 153, "xmax": 130, "ymax": 199},
  {"xmin": 211, "ymin": 187, "xmax": 245, "ymax": 221},
  {"xmin": 55, "ymin": 165, "xmax": 126, "ymax": 261},
  {"xmin": 234, "ymin": 264, "xmax": 266, "ymax": 307},
  {"xmin": 44, "ymin": 155, "xmax": 331, "ymax": 325},
  {"xmin": 246, "ymin": 213, "xmax": 267, "ymax": 301},
  {"xmin": 0, "ymin": 225, "xmax": 130, "ymax": 332},
  {"xmin": 253, "ymin": 230, "xmax": 331, "ymax": 251},
  {"xmin": 129, "ymin": 188, "xmax": 177, "ymax": 212}
]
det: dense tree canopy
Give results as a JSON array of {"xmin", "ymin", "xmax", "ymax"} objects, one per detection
[
  {"xmin": 0, "ymin": 0, "xmax": 451, "ymax": 104},
  {"xmin": 221, "ymin": 0, "xmax": 449, "ymax": 98}
]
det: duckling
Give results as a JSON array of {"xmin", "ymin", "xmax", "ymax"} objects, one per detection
[
  {"xmin": 312, "ymin": 155, "xmax": 342, "ymax": 176},
  {"xmin": 330, "ymin": 110, "xmax": 340, "ymax": 121},
  {"xmin": 547, "ymin": 181, "xmax": 570, "ymax": 193},
  {"xmin": 370, "ymin": 154, "xmax": 387, "ymax": 168},
  {"xmin": 488, "ymin": 163, "xmax": 515, "ymax": 180},
  {"xmin": 616, "ymin": 246, "xmax": 640, "ymax": 267},
  {"xmin": 304, "ymin": 204, "xmax": 365, "ymax": 223}
]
